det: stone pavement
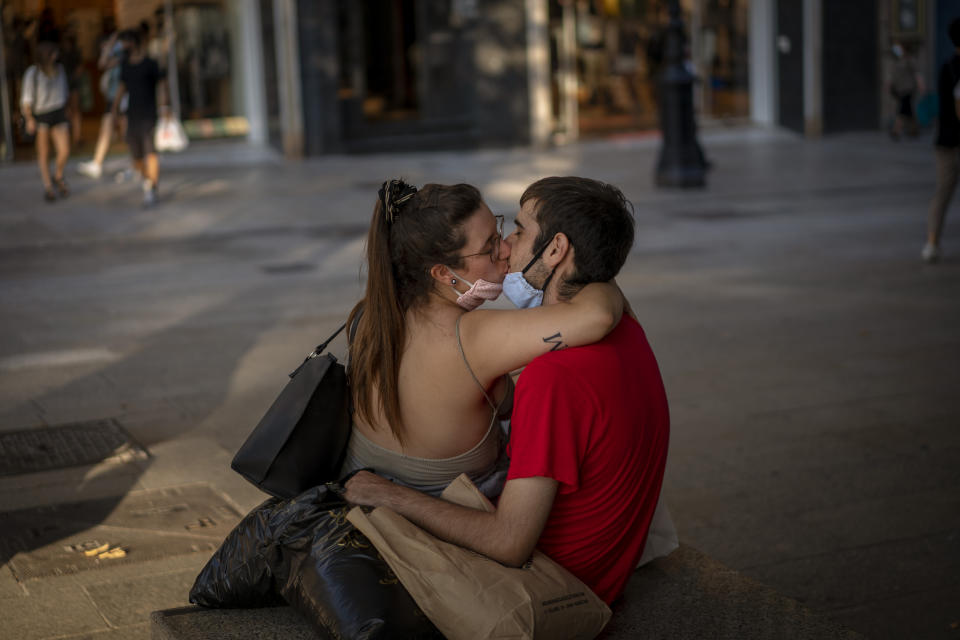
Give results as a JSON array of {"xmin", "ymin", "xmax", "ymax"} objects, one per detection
[{"xmin": 0, "ymin": 128, "xmax": 958, "ymax": 639}]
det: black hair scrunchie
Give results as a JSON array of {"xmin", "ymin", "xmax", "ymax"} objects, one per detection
[{"xmin": 378, "ymin": 179, "xmax": 418, "ymax": 223}]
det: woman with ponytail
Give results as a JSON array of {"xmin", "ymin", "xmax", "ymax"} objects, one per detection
[{"xmin": 341, "ymin": 179, "xmax": 623, "ymax": 497}]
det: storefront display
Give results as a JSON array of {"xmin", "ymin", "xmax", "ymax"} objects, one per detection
[{"xmin": 548, "ymin": 0, "xmax": 750, "ymax": 137}]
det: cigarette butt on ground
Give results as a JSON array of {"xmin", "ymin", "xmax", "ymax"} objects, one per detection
[{"xmin": 83, "ymin": 543, "xmax": 110, "ymax": 557}]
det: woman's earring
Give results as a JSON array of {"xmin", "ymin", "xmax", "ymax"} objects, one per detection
[{"xmin": 451, "ymin": 279, "xmax": 457, "ymax": 285}]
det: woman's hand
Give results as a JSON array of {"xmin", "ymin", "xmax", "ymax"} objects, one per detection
[{"xmin": 25, "ymin": 117, "xmax": 36, "ymax": 136}]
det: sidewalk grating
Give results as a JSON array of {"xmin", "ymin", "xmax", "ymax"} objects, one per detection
[{"xmin": 0, "ymin": 419, "xmax": 148, "ymax": 477}]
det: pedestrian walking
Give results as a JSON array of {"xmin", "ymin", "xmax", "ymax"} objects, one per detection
[
  {"xmin": 888, "ymin": 42, "xmax": 923, "ymax": 140},
  {"xmin": 924, "ymin": 19, "xmax": 960, "ymax": 263},
  {"xmin": 112, "ymin": 29, "xmax": 167, "ymax": 207},
  {"xmin": 76, "ymin": 22, "xmax": 126, "ymax": 180},
  {"xmin": 20, "ymin": 40, "xmax": 71, "ymax": 202}
]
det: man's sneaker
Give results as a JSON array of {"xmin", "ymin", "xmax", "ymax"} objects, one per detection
[
  {"xmin": 142, "ymin": 181, "xmax": 158, "ymax": 207},
  {"xmin": 921, "ymin": 243, "xmax": 940, "ymax": 264},
  {"xmin": 76, "ymin": 160, "xmax": 102, "ymax": 179},
  {"xmin": 115, "ymin": 168, "xmax": 134, "ymax": 184}
]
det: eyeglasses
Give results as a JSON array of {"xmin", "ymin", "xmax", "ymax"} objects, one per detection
[{"xmin": 459, "ymin": 215, "xmax": 505, "ymax": 263}]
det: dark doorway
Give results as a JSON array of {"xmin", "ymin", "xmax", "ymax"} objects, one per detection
[
  {"xmin": 822, "ymin": 0, "xmax": 878, "ymax": 132},
  {"xmin": 776, "ymin": 0, "xmax": 804, "ymax": 133},
  {"xmin": 259, "ymin": 0, "xmax": 282, "ymax": 152},
  {"xmin": 335, "ymin": 0, "xmax": 478, "ymax": 151}
]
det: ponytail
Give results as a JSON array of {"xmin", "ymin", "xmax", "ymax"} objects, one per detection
[
  {"xmin": 349, "ymin": 180, "xmax": 483, "ymax": 444},
  {"xmin": 348, "ymin": 180, "xmax": 416, "ymax": 443}
]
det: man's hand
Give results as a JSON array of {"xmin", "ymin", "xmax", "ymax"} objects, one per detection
[
  {"xmin": 346, "ymin": 471, "xmax": 557, "ymax": 568},
  {"xmin": 344, "ymin": 470, "xmax": 398, "ymax": 508}
]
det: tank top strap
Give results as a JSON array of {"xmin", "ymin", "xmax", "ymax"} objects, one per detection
[{"xmin": 456, "ymin": 314, "xmax": 498, "ymax": 412}]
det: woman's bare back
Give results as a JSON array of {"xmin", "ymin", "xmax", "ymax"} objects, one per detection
[{"xmin": 352, "ymin": 307, "xmax": 506, "ymax": 459}]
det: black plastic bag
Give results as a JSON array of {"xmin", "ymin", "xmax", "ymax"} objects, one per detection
[
  {"xmin": 190, "ymin": 485, "xmax": 442, "ymax": 639},
  {"xmin": 189, "ymin": 497, "xmax": 286, "ymax": 608}
]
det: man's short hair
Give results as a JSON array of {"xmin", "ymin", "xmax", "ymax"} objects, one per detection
[
  {"xmin": 520, "ymin": 176, "xmax": 635, "ymax": 298},
  {"xmin": 951, "ymin": 18, "xmax": 960, "ymax": 49}
]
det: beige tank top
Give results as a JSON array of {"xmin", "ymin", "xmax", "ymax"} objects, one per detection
[{"xmin": 339, "ymin": 315, "xmax": 512, "ymax": 497}]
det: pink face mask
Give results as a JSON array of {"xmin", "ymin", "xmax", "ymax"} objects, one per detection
[{"xmin": 450, "ymin": 270, "xmax": 503, "ymax": 311}]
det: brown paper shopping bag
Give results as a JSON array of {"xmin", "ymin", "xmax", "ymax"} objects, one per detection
[{"xmin": 346, "ymin": 474, "xmax": 611, "ymax": 640}]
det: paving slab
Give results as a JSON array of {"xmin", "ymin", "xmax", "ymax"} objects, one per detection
[
  {"xmin": 828, "ymin": 585, "xmax": 960, "ymax": 640},
  {"xmin": 85, "ymin": 568, "xmax": 198, "ymax": 628},
  {"xmin": 59, "ymin": 622, "xmax": 151, "ymax": 640},
  {"xmin": 744, "ymin": 529, "xmax": 960, "ymax": 613},
  {"xmin": 0, "ymin": 574, "xmax": 109, "ymax": 640},
  {"xmin": 0, "ymin": 564, "xmax": 26, "ymax": 599}
]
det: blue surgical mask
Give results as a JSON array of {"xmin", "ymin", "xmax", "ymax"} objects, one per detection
[
  {"xmin": 502, "ymin": 271, "xmax": 544, "ymax": 309},
  {"xmin": 502, "ymin": 242, "xmax": 555, "ymax": 309}
]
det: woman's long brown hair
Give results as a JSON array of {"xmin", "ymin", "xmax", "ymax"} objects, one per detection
[{"xmin": 348, "ymin": 181, "xmax": 482, "ymax": 444}]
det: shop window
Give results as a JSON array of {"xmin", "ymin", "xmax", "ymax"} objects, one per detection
[
  {"xmin": 549, "ymin": 0, "xmax": 749, "ymax": 137},
  {"xmin": 694, "ymin": 0, "xmax": 750, "ymax": 120},
  {"xmin": 172, "ymin": 3, "xmax": 233, "ymax": 120}
]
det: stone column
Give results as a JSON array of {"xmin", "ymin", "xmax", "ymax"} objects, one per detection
[
  {"xmin": 803, "ymin": 0, "xmax": 823, "ymax": 137},
  {"xmin": 749, "ymin": 0, "xmax": 777, "ymax": 126},
  {"xmin": 526, "ymin": 0, "xmax": 552, "ymax": 147},
  {"xmin": 274, "ymin": 0, "xmax": 303, "ymax": 158}
]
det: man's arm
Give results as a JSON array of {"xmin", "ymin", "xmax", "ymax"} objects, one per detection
[{"xmin": 345, "ymin": 471, "xmax": 558, "ymax": 567}]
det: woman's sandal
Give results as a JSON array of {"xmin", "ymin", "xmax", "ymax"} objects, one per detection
[
  {"xmin": 44, "ymin": 188, "xmax": 57, "ymax": 202},
  {"xmin": 54, "ymin": 177, "xmax": 69, "ymax": 198}
]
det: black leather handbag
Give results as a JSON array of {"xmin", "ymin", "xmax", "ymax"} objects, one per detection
[{"xmin": 231, "ymin": 320, "xmax": 353, "ymax": 498}]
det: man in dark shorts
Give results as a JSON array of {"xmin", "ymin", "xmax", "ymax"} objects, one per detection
[{"xmin": 112, "ymin": 29, "xmax": 166, "ymax": 207}]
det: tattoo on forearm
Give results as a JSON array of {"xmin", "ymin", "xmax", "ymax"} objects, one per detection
[{"xmin": 543, "ymin": 332, "xmax": 567, "ymax": 352}]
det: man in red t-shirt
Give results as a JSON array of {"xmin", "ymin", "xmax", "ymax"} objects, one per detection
[
  {"xmin": 346, "ymin": 177, "xmax": 670, "ymax": 605},
  {"xmin": 506, "ymin": 313, "xmax": 668, "ymax": 602}
]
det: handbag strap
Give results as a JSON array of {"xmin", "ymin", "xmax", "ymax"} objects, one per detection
[
  {"xmin": 288, "ymin": 306, "xmax": 364, "ymax": 379},
  {"xmin": 288, "ymin": 322, "xmax": 346, "ymax": 379},
  {"xmin": 315, "ymin": 322, "xmax": 347, "ymax": 354}
]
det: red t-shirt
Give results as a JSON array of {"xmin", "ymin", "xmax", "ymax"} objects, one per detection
[{"xmin": 506, "ymin": 315, "xmax": 670, "ymax": 604}]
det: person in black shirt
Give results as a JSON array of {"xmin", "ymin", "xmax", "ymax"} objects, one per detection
[
  {"xmin": 925, "ymin": 18, "xmax": 960, "ymax": 263},
  {"xmin": 112, "ymin": 29, "xmax": 166, "ymax": 207}
]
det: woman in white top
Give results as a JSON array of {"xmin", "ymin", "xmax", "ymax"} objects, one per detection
[{"xmin": 21, "ymin": 41, "xmax": 71, "ymax": 202}]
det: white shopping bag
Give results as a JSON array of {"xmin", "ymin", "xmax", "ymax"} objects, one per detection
[
  {"xmin": 155, "ymin": 116, "xmax": 189, "ymax": 153},
  {"xmin": 636, "ymin": 492, "xmax": 680, "ymax": 567}
]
